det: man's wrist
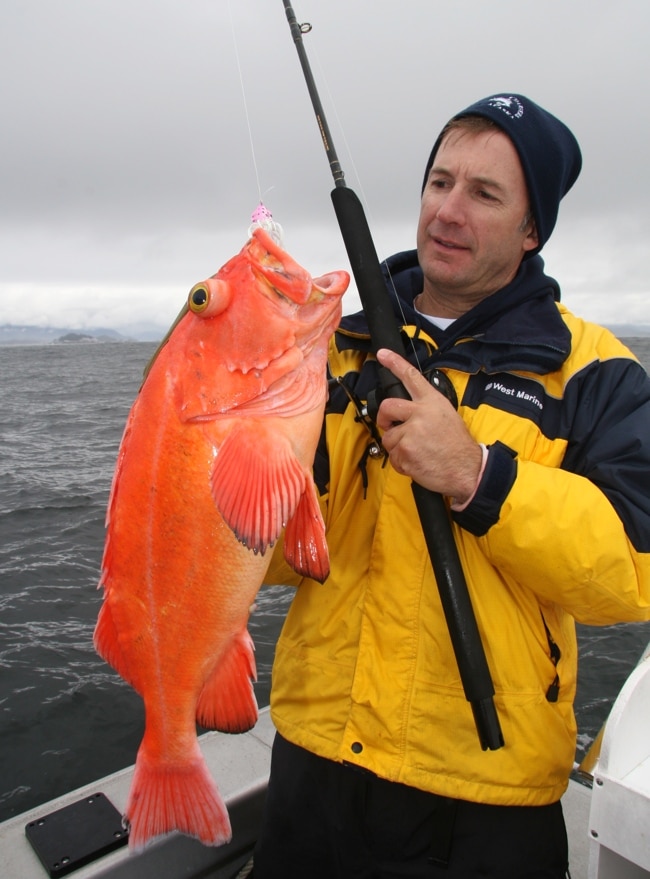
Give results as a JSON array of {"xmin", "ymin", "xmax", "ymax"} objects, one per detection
[{"xmin": 451, "ymin": 444, "xmax": 489, "ymax": 511}]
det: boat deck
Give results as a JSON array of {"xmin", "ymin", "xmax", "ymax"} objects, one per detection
[{"xmin": 0, "ymin": 708, "xmax": 591, "ymax": 878}]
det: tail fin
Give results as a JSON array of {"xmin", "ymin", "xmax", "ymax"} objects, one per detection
[{"xmin": 125, "ymin": 743, "xmax": 231, "ymax": 851}]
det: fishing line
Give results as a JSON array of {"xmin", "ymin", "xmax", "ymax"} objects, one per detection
[
  {"xmin": 227, "ymin": 0, "xmax": 283, "ymax": 243},
  {"xmin": 227, "ymin": 0, "xmax": 263, "ymax": 204}
]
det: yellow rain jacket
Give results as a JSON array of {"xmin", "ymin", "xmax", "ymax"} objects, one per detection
[{"xmin": 264, "ymin": 251, "xmax": 650, "ymax": 807}]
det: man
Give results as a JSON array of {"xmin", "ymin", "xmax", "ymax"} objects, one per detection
[{"xmin": 252, "ymin": 94, "xmax": 650, "ymax": 878}]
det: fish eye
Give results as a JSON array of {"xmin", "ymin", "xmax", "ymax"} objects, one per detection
[{"xmin": 188, "ymin": 283, "xmax": 209, "ymax": 313}]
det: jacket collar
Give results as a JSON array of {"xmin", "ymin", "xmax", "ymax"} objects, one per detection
[{"xmin": 338, "ymin": 250, "xmax": 572, "ymax": 375}]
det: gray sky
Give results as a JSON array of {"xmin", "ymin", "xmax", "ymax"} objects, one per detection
[{"xmin": 1, "ymin": 0, "xmax": 649, "ymax": 336}]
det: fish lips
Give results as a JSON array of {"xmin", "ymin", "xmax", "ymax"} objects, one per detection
[{"xmin": 248, "ymin": 228, "xmax": 349, "ymax": 310}]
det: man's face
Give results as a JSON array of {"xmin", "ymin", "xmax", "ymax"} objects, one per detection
[{"xmin": 417, "ymin": 128, "xmax": 539, "ymax": 315}]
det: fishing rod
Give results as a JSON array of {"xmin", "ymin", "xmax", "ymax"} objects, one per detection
[{"xmin": 282, "ymin": 1, "xmax": 503, "ymax": 751}]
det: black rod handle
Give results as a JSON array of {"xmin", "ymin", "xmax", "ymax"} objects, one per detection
[{"xmin": 411, "ymin": 483, "xmax": 503, "ymax": 750}]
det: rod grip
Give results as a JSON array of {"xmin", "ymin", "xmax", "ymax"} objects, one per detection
[
  {"xmin": 411, "ymin": 484, "xmax": 504, "ymax": 751},
  {"xmin": 331, "ymin": 187, "xmax": 406, "ymax": 359}
]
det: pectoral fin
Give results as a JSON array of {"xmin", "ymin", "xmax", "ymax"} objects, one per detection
[
  {"xmin": 211, "ymin": 424, "xmax": 304, "ymax": 554},
  {"xmin": 211, "ymin": 422, "xmax": 330, "ymax": 580}
]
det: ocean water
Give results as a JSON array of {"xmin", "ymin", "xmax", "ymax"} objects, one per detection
[{"xmin": 1, "ymin": 338, "xmax": 649, "ymax": 824}]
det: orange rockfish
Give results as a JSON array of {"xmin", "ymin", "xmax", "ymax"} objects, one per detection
[{"xmin": 94, "ymin": 228, "xmax": 348, "ymax": 850}]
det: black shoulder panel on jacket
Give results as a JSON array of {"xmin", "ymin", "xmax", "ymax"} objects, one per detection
[{"xmin": 561, "ymin": 356, "xmax": 650, "ymax": 552}]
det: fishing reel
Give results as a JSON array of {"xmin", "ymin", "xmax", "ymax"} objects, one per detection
[
  {"xmin": 365, "ymin": 364, "xmax": 458, "ymax": 424},
  {"xmin": 340, "ymin": 364, "xmax": 459, "ymax": 464}
]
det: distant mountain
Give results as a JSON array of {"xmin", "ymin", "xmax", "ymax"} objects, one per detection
[
  {"xmin": 0, "ymin": 324, "xmax": 161, "ymax": 346},
  {"xmin": 1, "ymin": 321, "xmax": 649, "ymax": 349},
  {"xmin": 56, "ymin": 332, "xmax": 115, "ymax": 344}
]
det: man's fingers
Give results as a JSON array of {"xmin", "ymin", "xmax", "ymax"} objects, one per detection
[
  {"xmin": 376, "ymin": 348, "xmax": 431, "ymax": 399},
  {"xmin": 376, "ymin": 396, "xmax": 411, "ymax": 431}
]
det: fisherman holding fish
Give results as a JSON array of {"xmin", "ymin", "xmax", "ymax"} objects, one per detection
[{"xmin": 252, "ymin": 95, "xmax": 650, "ymax": 877}]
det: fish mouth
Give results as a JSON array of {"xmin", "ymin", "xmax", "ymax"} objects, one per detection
[
  {"xmin": 312, "ymin": 272, "xmax": 346, "ymax": 294},
  {"xmin": 249, "ymin": 228, "xmax": 348, "ymax": 308},
  {"xmin": 248, "ymin": 230, "xmax": 312, "ymax": 306},
  {"xmin": 252, "ymin": 269, "xmax": 308, "ymax": 308},
  {"xmin": 248, "ymin": 266, "xmax": 347, "ymax": 340},
  {"xmin": 264, "ymin": 273, "xmax": 344, "ymax": 307}
]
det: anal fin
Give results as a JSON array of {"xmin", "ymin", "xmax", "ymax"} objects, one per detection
[{"xmin": 196, "ymin": 629, "xmax": 258, "ymax": 733}]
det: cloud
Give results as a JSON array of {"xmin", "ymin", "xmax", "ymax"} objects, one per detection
[{"xmin": 1, "ymin": 0, "xmax": 649, "ymax": 332}]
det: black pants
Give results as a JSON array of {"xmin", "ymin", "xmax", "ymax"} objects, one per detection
[{"xmin": 253, "ymin": 734, "xmax": 569, "ymax": 878}]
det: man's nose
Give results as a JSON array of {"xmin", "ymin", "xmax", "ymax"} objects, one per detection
[{"xmin": 436, "ymin": 188, "xmax": 466, "ymax": 225}]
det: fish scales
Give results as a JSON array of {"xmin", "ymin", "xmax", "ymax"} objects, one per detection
[{"xmin": 94, "ymin": 229, "xmax": 348, "ymax": 850}]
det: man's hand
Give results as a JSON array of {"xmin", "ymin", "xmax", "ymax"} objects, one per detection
[{"xmin": 375, "ymin": 348, "xmax": 483, "ymax": 505}]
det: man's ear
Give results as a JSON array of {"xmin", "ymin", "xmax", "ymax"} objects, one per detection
[{"xmin": 523, "ymin": 218, "xmax": 539, "ymax": 252}]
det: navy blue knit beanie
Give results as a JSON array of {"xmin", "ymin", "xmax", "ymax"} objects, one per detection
[{"xmin": 421, "ymin": 94, "xmax": 582, "ymax": 255}]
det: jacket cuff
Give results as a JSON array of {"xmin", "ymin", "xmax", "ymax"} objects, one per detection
[{"xmin": 451, "ymin": 441, "xmax": 517, "ymax": 536}]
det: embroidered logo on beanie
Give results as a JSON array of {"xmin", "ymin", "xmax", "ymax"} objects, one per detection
[{"xmin": 486, "ymin": 96, "xmax": 524, "ymax": 119}]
